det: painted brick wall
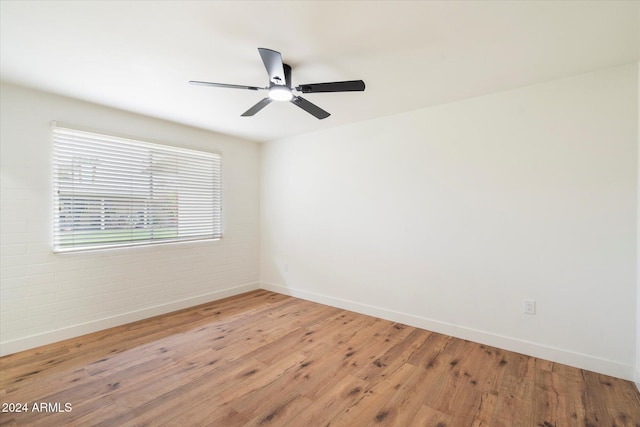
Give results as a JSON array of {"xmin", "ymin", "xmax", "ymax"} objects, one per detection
[{"xmin": 0, "ymin": 83, "xmax": 260, "ymax": 355}]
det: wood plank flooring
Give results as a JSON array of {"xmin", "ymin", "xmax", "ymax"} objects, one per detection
[{"xmin": 1, "ymin": 290, "xmax": 639, "ymax": 426}]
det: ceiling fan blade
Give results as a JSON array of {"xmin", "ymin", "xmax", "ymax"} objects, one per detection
[
  {"xmin": 241, "ymin": 98, "xmax": 272, "ymax": 117},
  {"xmin": 189, "ymin": 81, "xmax": 263, "ymax": 91},
  {"xmin": 290, "ymin": 96, "xmax": 330, "ymax": 120},
  {"xmin": 284, "ymin": 64, "xmax": 292, "ymax": 88},
  {"xmin": 296, "ymin": 80, "xmax": 365, "ymax": 93},
  {"xmin": 258, "ymin": 48, "xmax": 286, "ymax": 86}
]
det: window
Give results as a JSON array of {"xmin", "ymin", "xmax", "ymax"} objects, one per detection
[{"xmin": 52, "ymin": 125, "xmax": 222, "ymax": 252}]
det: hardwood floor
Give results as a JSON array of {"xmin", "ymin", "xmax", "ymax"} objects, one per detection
[{"xmin": 1, "ymin": 290, "xmax": 639, "ymax": 426}]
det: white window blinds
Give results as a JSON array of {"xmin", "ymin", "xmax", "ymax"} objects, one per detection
[{"xmin": 52, "ymin": 126, "xmax": 222, "ymax": 252}]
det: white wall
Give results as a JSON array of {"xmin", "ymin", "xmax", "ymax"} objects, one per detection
[
  {"xmin": 261, "ymin": 64, "xmax": 638, "ymax": 380},
  {"xmin": 636, "ymin": 61, "xmax": 640, "ymax": 390},
  {"xmin": 0, "ymin": 83, "xmax": 260, "ymax": 355},
  {"xmin": 2, "ymin": 63, "xmax": 637, "ymax": 382}
]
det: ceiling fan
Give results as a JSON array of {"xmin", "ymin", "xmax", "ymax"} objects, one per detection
[{"xmin": 189, "ymin": 48, "xmax": 365, "ymax": 120}]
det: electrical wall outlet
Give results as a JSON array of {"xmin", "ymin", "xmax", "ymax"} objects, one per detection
[{"xmin": 523, "ymin": 299, "xmax": 536, "ymax": 315}]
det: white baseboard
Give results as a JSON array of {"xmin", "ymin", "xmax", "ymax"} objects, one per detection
[
  {"xmin": 261, "ymin": 282, "xmax": 635, "ymax": 381},
  {"xmin": 0, "ymin": 282, "xmax": 259, "ymax": 357},
  {"xmin": 636, "ymin": 367, "xmax": 640, "ymax": 393}
]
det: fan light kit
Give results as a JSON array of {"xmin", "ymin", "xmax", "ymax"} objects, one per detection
[
  {"xmin": 268, "ymin": 86, "xmax": 293, "ymax": 101},
  {"xmin": 190, "ymin": 48, "xmax": 365, "ymax": 119}
]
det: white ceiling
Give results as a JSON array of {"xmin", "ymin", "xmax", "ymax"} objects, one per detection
[{"xmin": 1, "ymin": 1, "xmax": 638, "ymax": 143}]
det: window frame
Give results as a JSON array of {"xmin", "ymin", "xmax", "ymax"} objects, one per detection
[{"xmin": 51, "ymin": 124, "xmax": 222, "ymax": 253}]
